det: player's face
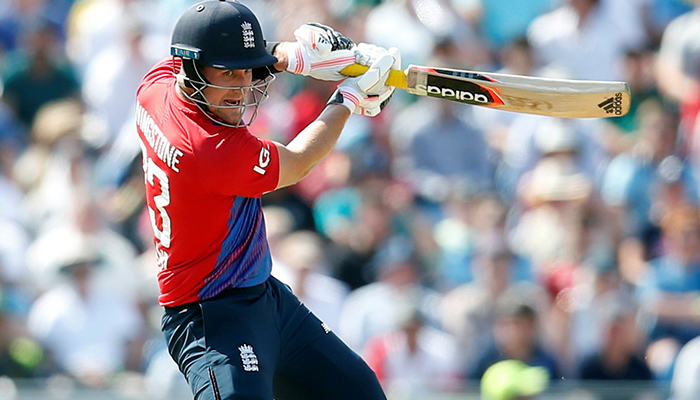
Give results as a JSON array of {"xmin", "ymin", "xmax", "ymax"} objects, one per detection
[{"xmin": 200, "ymin": 66, "xmax": 253, "ymax": 124}]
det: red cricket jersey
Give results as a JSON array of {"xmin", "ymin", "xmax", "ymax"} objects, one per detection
[{"xmin": 135, "ymin": 58, "xmax": 280, "ymax": 307}]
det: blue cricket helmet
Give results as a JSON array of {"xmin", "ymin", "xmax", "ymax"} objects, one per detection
[
  {"xmin": 170, "ymin": 0, "xmax": 277, "ymax": 71},
  {"xmin": 168, "ymin": 0, "xmax": 277, "ymax": 127}
]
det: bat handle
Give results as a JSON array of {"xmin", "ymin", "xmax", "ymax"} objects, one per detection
[{"xmin": 340, "ymin": 63, "xmax": 407, "ymax": 89}]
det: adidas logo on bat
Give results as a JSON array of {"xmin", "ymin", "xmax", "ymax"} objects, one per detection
[
  {"xmin": 598, "ymin": 92, "xmax": 623, "ymax": 115},
  {"xmin": 416, "ymin": 84, "xmax": 490, "ymax": 104}
]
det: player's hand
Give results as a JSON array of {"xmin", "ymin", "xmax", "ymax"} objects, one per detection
[
  {"xmin": 354, "ymin": 43, "xmax": 397, "ymax": 70},
  {"xmin": 285, "ymin": 23, "xmax": 356, "ymax": 81},
  {"xmin": 352, "ymin": 43, "xmax": 401, "ymax": 95},
  {"xmin": 330, "ymin": 46, "xmax": 400, "ymax": 117}
]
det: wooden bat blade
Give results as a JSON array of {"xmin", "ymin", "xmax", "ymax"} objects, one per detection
[
  {"xmin": 340, "ymin": 63, "xmax": 631, "ymax": 118},
  {"xmin": 406, "ymin": 65, "xmax": 631, "ymax": 118}
]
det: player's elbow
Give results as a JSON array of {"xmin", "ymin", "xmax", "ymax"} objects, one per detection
[{"xmin": 276, "ymin": 158, "xmax": 316, "ymax": 189}]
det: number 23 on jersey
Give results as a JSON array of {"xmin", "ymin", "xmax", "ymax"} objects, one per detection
[{"xmin": 139, "ymin": 141, "xmax": 172, "ymax": 251}]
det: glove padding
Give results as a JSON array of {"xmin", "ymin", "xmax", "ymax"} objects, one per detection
[
  {"xmin": 354, "ymin": 43, "xmax": 395, "ymax": 70},
  {"xmin": 332, "ymin": 46, "xmax": 400, "ymax": 117},
  {"xmin": 286, "ymin": 23, "xmax": 356, "ymax": 81}
]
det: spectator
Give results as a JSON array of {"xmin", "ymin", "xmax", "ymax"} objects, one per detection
[
  {"xmin": 567, "ymin": 248, "xmax": 631, "ymax": 365},
  {"xmin": 26, "ymin": 233, "xmax": 145, "ymax": 387},
  {"xmin": 654, "ymin": 0, "xmax": 700, "ymax": 105},
  {"xmin": 577, "ymin": 298, "xmax": 652, "ymax": 381},
  {"xmin": 363, "ymin": 303, "xmax": 462, "ymax": 397},
  {"xmin": 527, "ymin": 0, "xmax": 647, "ymax": 81},
  {"xmin": 318, "ymin": 180, "xmax": 400, "ymax": 289},
  {"xmin": 271, "ymin": 230, "xmax": 350, "ymax": 330},
  {"xmin": 26, "ymin": 196, "xmax": 141, "ymax": 299},
  {"xmin": 635, "ymin": 205, "xmax": 700, "ymax": 345},
  {"xmin": 13, "ymin": 98, "xmax": 89, "ymax": 232},
  {"xmin": 499, "ymin": 116, "xmax": 605, "ymax": 202},
  {"xmin": 509, "ymin": 155, "xmax": 594, "ymax": 269},
  {"xmin": 653, "ymin": 0, "xmax": 700, "ymax": 168},
  {"xmin": 441, "ymin": 248, "xmax": 537, "ymax": 363},
  {"xmin": 391, "ymin": 98, "xmax": 493, "ymax": 206},
  {"xmin": 80, "ymin": 16, "xmax": 155, "ymax": 148},
  {"xmin": 468, "ymin": 287, "xmax": 560, "ymax": 381},
  {"xmin": 432, "ymin": 192, "xmax": 520, "ymax": 288},
  {"xmin": 604, "ymin": 49, "xmax": 662, "ymax": 145},
  {"xmin": 337, "ymin": 236, "xmax": 442, "ymax": 352},
  {"xmin": 0, "ymin": 0, "xmax": 54, "ymax": 56},
  {"xmin": 64, "ymin": 0, "xmax": 172, "ymax": 78},
  {"xmin": 602, "ymin": 100, "xmax": 696, "ymax": 250},
  {"xmin": 1, "ymin": 18, "xmax": 79, "ymax": 131}
]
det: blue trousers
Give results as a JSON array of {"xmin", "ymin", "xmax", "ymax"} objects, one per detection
[{"xmin": 162, "ymin": 276, "xmax": 387, "ymax": 400}]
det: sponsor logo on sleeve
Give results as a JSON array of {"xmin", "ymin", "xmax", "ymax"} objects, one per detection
[{"xmin": 253, "ymin": 147, "xmax": 271, "ymax": 175}]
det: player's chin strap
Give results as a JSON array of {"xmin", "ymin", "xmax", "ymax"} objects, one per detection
[{"xmin": 179, "ymin": 58, "xmax": 275, "ymax": 128}]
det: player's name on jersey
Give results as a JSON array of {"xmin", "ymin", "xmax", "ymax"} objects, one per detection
[{"xmin": 136, "ymin": 103, "xmax": 185, "ymax": 172}]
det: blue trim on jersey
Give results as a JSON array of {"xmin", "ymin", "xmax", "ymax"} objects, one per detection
[{"xmin": 199, "ymin": 196, "xmax": 272, "ymax": 300}]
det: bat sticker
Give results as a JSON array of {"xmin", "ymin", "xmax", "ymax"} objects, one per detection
[
  {"xmin": 418, "ymin": 75, "xmax": 505, "ymax": 106},
  {"xmin": 597, "ymin": 92, "xmax": 624, "ymax": 115}
]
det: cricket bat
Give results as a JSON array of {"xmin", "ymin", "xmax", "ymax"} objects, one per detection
[{"xmin": 340, "ymin": 64, "xmax": 631, "ymax": 118}]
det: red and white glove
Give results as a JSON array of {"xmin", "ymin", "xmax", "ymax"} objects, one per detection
[
  {"xmin": 285, "ymin": 23, "xmax": 356, "ymax": 81},
  {"xmin": 329, "ymin": 45, "xmax": 400, "ymax": 117}
]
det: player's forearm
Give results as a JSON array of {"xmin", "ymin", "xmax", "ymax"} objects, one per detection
[
  {"xmin": 275, "ymin": 104, "xmax": 350, "ymax": 189},
  {"xmin": 288, "ymin": 104, "xmax": 350, "ymax": 166}
]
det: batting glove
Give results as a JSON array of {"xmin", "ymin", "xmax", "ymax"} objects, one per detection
[
  {"xmin": 286, "ymin": 22, "xmax": 356, "ymax": 81},
  {"xmin": 354, "ymin": 43, "xmax": 395, "ymax": 69},
  {"xmin": 329, "ymin": 46, "xmax": 400, "ymax": 117}
]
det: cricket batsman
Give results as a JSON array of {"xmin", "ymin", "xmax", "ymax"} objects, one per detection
[{"xmin": 135, "ymin": 0, "xmax": 399, "ymax": 399}]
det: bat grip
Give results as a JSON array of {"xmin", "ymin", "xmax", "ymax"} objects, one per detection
[{"xmin": 340, "ymin": 64, "xmax": 407, "ymax": 89}]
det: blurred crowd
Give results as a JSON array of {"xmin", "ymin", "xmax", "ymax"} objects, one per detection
[{"xmin": 0, "ymin": 0, "xmax": 700, "ymax": 399}]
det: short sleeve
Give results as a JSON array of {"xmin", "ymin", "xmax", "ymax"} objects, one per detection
[
  {"xmin": 137, "ymin": 58, "xmax": 178, "ymax": 97},
  {"xmin": 194, "ymin": 129, "xmax": 280, "ymax": 198}
]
